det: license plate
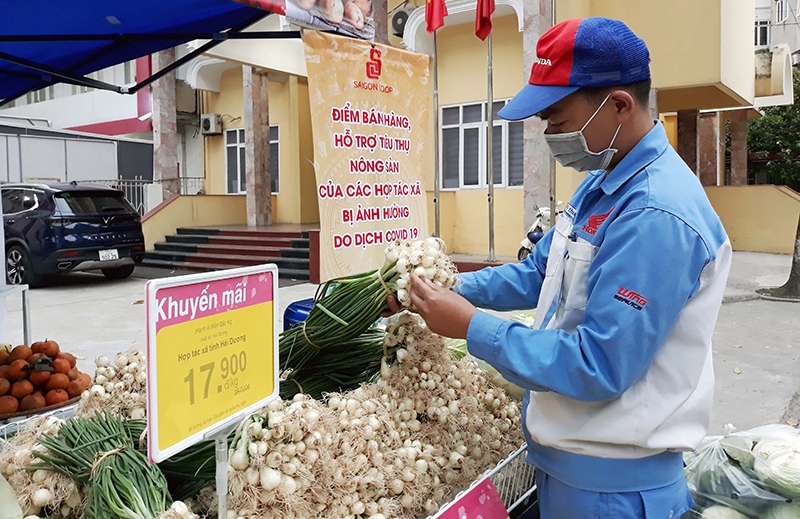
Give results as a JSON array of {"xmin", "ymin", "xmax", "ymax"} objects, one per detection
[{"xmin": 99, "ymin": 249, "xmax": 119, "ymax": 261}]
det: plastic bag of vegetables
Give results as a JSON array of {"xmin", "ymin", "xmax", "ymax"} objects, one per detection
[{"xmin": 683, "ymin": 432, "xmax": 788, "ymax": 516}]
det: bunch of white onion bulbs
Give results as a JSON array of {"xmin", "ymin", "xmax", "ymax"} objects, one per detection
[{"xmin": 383, "ymin": 238, "xmax": 458, "ymax": 308}]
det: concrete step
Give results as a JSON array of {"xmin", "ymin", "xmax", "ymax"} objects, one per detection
[
  {"xmin": 146, "ymin": 250, "xmax": 309, "ymax": 270},
  {"xmin": 153, "ymin": 241, "xmax": 310, "ymax": 259},
  {"xmin": 146, "ymin": 226, "xmax": 312, "ymax": 281},
  {"xmin": 166, "ymin": 234, "xmax": 308, "ymax": 249},
  {"xmin": 140, "ymin": 258, "xmax": 310, "ymax": 280},
  {"xmin": 177, "ymin": 227, "xmax": 307, "ymax": 239}
]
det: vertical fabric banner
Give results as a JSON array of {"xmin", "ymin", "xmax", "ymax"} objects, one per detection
[{"xmin": 304, "ymin": 31, "xmax": 431, "ymax": 281}]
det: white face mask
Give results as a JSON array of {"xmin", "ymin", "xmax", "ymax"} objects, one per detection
[{"xmin": 543, "ymin": 94, "xmax": 622, "ymax": 172}]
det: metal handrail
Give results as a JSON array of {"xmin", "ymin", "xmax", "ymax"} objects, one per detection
[{"xmin": 77, "ymin": 177, "xmax": 206, "ymax": 215}]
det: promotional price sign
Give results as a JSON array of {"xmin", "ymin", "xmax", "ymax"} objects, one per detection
[
  {"xmin": 304, "ymin": 31, "xmax": 431, "ymax": 281},
  {"xmin": 145, "ymin": 265, "xmax": 279, "ymax": 463},
  {"xmin": 436, "ymin": 478, "xmax": 510, "ymax": 519}
]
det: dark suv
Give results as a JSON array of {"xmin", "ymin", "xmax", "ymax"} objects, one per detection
[{"xmin": 2, "ymin": 182, "xmax": 145, "ymax": 286}]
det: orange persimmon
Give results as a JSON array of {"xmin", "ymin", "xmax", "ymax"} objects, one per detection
[
  {"xmin": 45, "ymin": 373, "xmax": 70, "ymax": 391},
  {"xmin": 40, "ymin": 340, "xmax": 59, "ymax": 359},
  {"xmin": 0, "ymin": 395, "xmax": 19, "ymax": 414},
  {"xmin": 28, "ymin": 370, "xmax": 51, "ymax": 386},
  {"xmin": 20, "ymin": 392, "xmax": 46, "ymax": 411},
  {"xmin": 10, "ymin": 380, "xmax": 33, "ymax": 399},
  {"xmin": 45, "ymin": 389, "xmax": 68, "ymax": 406},
  {"xmin": 51, "ymin": 358, "xmax": 70, "ymax": 375},
  {"xmin": 7, "ymin": 346, "xmax": 32, "ymax": 364},
  {"xmin": 7, "ymin": 360, "xmax": 29, "ymax": 380},
  {"xmin": 58, "ymin": 352, "xmax": 77, "ymax": 369}
]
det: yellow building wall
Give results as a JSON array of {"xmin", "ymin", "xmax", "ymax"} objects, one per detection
[
  {"xmin": 705, "ymin": 186, "xmax": 800, "ymax": 254},
  {"xmin": 142, "ymin": 195, "xmax": 247, "ymax": 250},
  {"xmin": 662, "ymin": 115, "xmax": 678, "ymax": 150},
  {"xmin": 297, "ymin": 78, "xmax": 320, "ymax": 224},
  {"xmin": 204, "ymin": 68, "xmax": 244, "ymax": 197},
  {"xmin": 427, "ymin": 190, "xmax": 523, "ymax": 257},
  {"xmin": 438, "ymin": 16, "xmax": 523, "ymax": 105},
  {"xmin": 202, "ymin": 68, "xmax": 318, "ymax": 225},
  {"xmin": 556, "ymin": 0, "xmax": 754, "ymax": 112}
]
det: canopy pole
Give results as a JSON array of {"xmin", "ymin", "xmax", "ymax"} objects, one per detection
[
  {"xmin": 433, "ymin": 30, "xmax": 441, "ymax": 237},
  {"xmin": 549, "ymin": 0, "xmax": 557, "ymax": 226},
  {"xmin": 486, "ymin": 32, "xmax": 495, "ymax": 262}
]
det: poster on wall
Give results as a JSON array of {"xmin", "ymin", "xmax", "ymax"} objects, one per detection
[
  {"xmin": 232, "ymin": 0, "xmax": 375, "ymax": 41},
  {"xmin": 304, "ymin": 31, "xmax": 431, "ymax": 281}
]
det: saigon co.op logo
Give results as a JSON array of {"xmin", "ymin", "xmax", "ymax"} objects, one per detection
[{"xmin": 366, "ymin": 48, "xmax": 382, "ymax": 79}]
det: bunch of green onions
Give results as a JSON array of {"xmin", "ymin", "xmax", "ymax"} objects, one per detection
[
  {"xmin": 31, "ymin": 412, "xmax": 171, "ymax": 519},
  {"xmin": 280, "ymin": 327, "xmax": 387, "ymax": 400},
  {"xmin": 125, "ymin": 419, "xmax": 218, "ymax": 482},
  {"xmin": 279, "ymin": 237, "xmax": 456, "ymax": 373},
  {"xmin": 279, "ymin": 268, "xmax": 397, "ymax": 372}
]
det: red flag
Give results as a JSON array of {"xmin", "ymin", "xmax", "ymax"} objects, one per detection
[
  {"xmin": 475, "ymin": 0, "xmax": 495, "ymax": 40},
  {"xmin": 425, "ymin": 0, "xmax": 447, "ymax": 33}
]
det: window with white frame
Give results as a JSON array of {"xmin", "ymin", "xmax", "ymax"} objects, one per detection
[
  {"xmin": 440, "ymin": 100, "xmax": 524, "ymax": 189},
  {"xmin": 777, "ymin": 0, "xmax": 789, "ymax": 23},
  {"xmin": 225, "ymin": 126, "xmax": 280, "ymax": 194},
  {"xmin": 755, "ymin": 19, "xmax": 771, "ymax": 46}
]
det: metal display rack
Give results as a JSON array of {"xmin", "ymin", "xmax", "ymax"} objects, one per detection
[
  {"xmin": 0, "ymin": 403, "xmax": 77, "ymax": 440},
  {"xmin": 428, "ymin": 445, "xmax": 537, "ymax": 518}
]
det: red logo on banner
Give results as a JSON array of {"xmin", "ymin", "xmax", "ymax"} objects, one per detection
[{"xmin": 366, "ymin": 48, "xmax": 382, "ymax": 79}]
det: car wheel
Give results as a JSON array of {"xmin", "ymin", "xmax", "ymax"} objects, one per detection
[
  {"xmin": 517, "ymin": 247, "xmax": 530, "ymax": 262},
  {"xmin": 101, "ymin": 264, "xmax": 136, "ymax": 280},
  {"xmin": 6, "ymin": 245, "xmax": 42, "ymax": 287}
]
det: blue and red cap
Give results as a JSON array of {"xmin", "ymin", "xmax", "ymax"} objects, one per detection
[{"xmin": 498, "ymin": 17, "xmax": 650, "ymax": 121}]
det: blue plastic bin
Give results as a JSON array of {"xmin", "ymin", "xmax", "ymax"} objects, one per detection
[{"xmin": 283, "ymin": 298, "xmax": 315, "ymax": 331}]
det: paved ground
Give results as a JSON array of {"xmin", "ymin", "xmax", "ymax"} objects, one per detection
[{"xmin": 3, "ymin": 252, "xmax": 798, "ymax": 434}]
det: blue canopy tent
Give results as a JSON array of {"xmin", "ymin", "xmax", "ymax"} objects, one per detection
[{"xmin": 0, "ymin": 0, "xmax": 293, "ymax": 106}]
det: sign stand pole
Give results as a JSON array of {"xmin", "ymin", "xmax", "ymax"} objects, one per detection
[
  {"xmin": 215, "ymin": 435, "xmax": 229, "ymax": 519},
  {"xmin": 203, "ymin": 418, "xmax": 241, "ymax": 519}
]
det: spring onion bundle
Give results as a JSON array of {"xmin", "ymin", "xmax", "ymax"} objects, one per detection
[
  {"xmin": 0, "ymin": 416, "xmax": 80, "ymax": 517},
  {"xmin": 31, "ymin": 412, "xmax": 171, "ymax": 519},
  {"xmin": 279, "ymin": 327, "xmax": 388, "ymax": 400},
  {"xmin": 280, "ymin": 238, "xmax": 457, "ymax": 372}
]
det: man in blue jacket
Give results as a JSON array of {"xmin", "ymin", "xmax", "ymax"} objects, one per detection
[{"xmin": 400, "ymin": 17, "xmax": 732, "ymax": 518}]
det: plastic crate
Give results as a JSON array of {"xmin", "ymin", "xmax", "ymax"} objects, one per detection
[{"xmin": 283, "ymin": 298, "xmax": 315, "ymax": 331}]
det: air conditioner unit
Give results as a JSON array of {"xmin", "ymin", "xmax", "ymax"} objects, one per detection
[
  {"xmin": 200, "ymin": 113, "xmax": 223, "ymax": 135},
  {"xmin": 391, "ymin": 7, "xmax": 417, "ymax": 38}
]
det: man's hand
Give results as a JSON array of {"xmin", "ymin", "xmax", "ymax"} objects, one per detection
[
  {"xmin": 381, "ymin": 294, "xmax": 403, "ymax": 317},
  {"xmin": 408, "ymin": 274, "xmax": 477, "ymax": 339}
]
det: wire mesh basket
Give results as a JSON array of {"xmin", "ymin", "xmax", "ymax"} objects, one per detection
[
  {"xmin": 428, "ymin": 445, "xmax": 536, "ymax": 518},
  {"xmin": 0, "ymin": 403, "xmax": 77, "ymax": 441}
]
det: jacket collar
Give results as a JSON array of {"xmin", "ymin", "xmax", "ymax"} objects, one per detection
[{"xmin": 587, "ymin": 121, "xmax": 670, "ymax": 196}]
